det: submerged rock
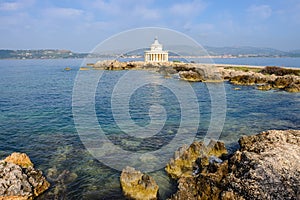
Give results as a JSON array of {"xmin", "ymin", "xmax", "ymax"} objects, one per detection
[
  {"xmin": 168, "ymin": 130, "xmax": 300, "ymax": 200},
  {"xmin": 120, "ymin": 166, "xmax": 159, "ymax": 200},
  {"xmin": 0, "ymin": 152, "xmax": 50, "ymax": 200}
]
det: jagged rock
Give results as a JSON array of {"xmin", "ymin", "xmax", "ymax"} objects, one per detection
[
  {"xmin": 91, "ymin": 61, "xmax": 300, "ymax": 92},
  {"xmin": 221, "ymin": 66, "xmax": 300, "ymax": 92},
  {"xmin": 269, "ymin": 75, "xmax": 300, "ymax": 92},
  {"xmin": 285, "ymin": 82, "xmax": 300, "ymax": 92},
  {"xmin": 120, "ymin": 166, "xmax": 159, "ymax": 200},
  {"xmin": 0, "ymin": 153, "xmax": 50, "ymax": 200},
  {"xmin": 165, "ymin": 140, "xmax": 227, "ymax": 179},
  {"xmin": 230, "ymin": 75, "xmax": 257, "ymax": 85},
  {"xmin": 168, "ymin": 130, "xmax": 300, "ymax": 200},
  {"xmin": 257, "ymin": 84, "xmax": 272, "ymax": 91},
  {"xmin": 4, "ymin": 152, "xmax": 33, "ymax": 168},
  {"xmin": 179, "ymin": 70, "xmax": 204, "ymax": 82}
]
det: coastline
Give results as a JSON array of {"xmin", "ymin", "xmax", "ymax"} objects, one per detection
[
  {"xmin": 85, "ymin": 60, "xmax": 300, "ymax": 92},
  {"xmin": 0, "ymin": 58, "xmax": 299, "ymax": 199}
]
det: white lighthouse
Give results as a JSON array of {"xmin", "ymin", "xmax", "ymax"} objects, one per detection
[{"xmin": 144, "ymin": 37, "xmax": 168, "ymax": 62}]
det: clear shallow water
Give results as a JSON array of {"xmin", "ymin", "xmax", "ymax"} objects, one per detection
[{"xmin": 0, "ymin": 58, "xmax": 299, "ymax": 199}]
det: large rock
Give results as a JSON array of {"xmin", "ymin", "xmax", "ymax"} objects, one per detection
[
  {"xmin": 168, "ymin": 130, "xmax": 300, "ymax": 200},
  {"xmin": 177, "ymin": 65, "xmax": 223, "ymax": 82},
  {"xmin": 179, "ymin": 70, "xmax": 204, "ymax": 82},
  {"xmin": 0, "ymin": 153, "xmax": 50, "ymax": 200},
  {"xmin": 4, "ymin": 152, "xmax": 33, "ymax": 168},
  {"xmin": 221, "ymin": 66, "xmax": 300, "ymax": 92},
  {"xmin": 165, "ymin": 140, "xmax": 227, "ymax": 179},
  {"xmin": 120, "ymin": 166, "xmax": 159, "ymax": 200}
]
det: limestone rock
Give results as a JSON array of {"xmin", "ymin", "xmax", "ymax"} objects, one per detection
[
  {"xmin": 225, "ymin": 130, "xmax": 300, "ymax": 199},
  {"xmin": 179, "ymin": 70, "xmax": 204, "ymax": 82},
  {"xmin": 165, "ymin": 140, "xmax": 227, "ymax": 179},
  {"xmin": 120, "ymin": 166, "xmax": 159, "ymax": 200},
  {"xmin": 285, "ymin": 82, "xmax": 300, "ymax": 92},
  {"xmin": 0, "ymin": 153, "xmax": 50, "ymax": 200},
  {"xmin": 224, "ymin": 67, "xmax": 300, "ymax": 92},
  {"xmin": 257, "ymin": 84, "xmax": 272, "ymax": 91},
  {"xmin": 168, "ymin": 130, "xmax": 300, "ymax": 200},
  {"xmin": 4, "ymin": 152, "xmax": 33, "ymax": 168}
]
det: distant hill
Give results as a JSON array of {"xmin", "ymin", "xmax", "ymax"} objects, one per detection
[
  {"xmin": 122, "ymin": 46, "xmax": 296, "ymax": 57},
  {"xmin": 204, "ymin": 46, "xmax": 288, "ymax": 57},
  {"xmin": 288, "ymin": 49, "xmax": 300, "ymax": 57},
  {"xmin": 0, "ymin": 46, "xmax": 299, "ymax": 59},
  {"xmin": 0, "ymin": 49, "xmax": 88, "ymax": 59}
]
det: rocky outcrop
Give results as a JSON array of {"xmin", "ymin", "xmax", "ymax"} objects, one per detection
[
  {"xmin": 120, "ymin": 166, "xmax": 159, "ymax": 200},
  {"xmin": 94, "ymin": 60, "xmax": 129, "ymax": 70},
  {"xmin": 0, "ymin": 153, "xmax": 50, "ymax": 200},
  {"xmin": 219, "ymin": 67, "xmax": 300, "ymax": 92},
  {"xmin": 179, "ymin": 70, "xmax": 204, "ymax": 82},
  {"xmin": 165, "ymin": 140, "xmax": 227, "ymax": 179},
  {"xmin": 168, "ymin": 130, "xmax": 300, "ymax": 200},
  {"xmin": 93, "ymin": 60, "xmax": 223, "ymax": 82},
  {"xmin": 4, "ymin": 153, "xmax": 33, "ymax": 168},
  {"xmin": 91, "ymin": 60, "xmax": 300, "ymax": 92}
]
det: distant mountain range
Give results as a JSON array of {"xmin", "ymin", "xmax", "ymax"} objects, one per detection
[
  {"xmin": 122, "ymin": 46, "xmax": 300, "ymax": 57},
  {"xmin": 1, "ymin": 46, "xmax": 300, "ymax": 59},
  {"xmin": 0, "ymin": 49, "xmax": 88, "ymax": 59}
]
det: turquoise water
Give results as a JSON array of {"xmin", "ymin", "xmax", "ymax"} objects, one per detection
[{"xmin": 0, "ymin": 58, "xmax": 299, "ymax": 199}]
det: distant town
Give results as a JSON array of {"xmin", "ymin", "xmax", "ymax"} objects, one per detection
[{"xmin": 0, "ymin": 46, "xmax": 300, "ymax": 59}]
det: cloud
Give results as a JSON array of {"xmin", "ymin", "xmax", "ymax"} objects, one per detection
[
  {"xmin": 0, "ymin": 0, "xmax": 35, "ymax": 11},
  {"xmin": 132, "ymin": 6, "xmax": 160, "ymax": 20},
  {"xmin": 247, "ymin": 5, "xmax": 272, "ymax": 20},
  {"xmin": 44, "ymin": 7, "xmax": 84, "ymax": 19},
  {"xmin": 0, "ymin": 2, "xmax": 22, "ymax": 11},
  {"xmin": 91, "ymin": 0, "xmax": 124, "ymax": 15},
  {"xmin": 169, "ymin": 0, "xmax": 206, "ymax": 17}
]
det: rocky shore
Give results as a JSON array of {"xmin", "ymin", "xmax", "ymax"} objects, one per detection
[
  {"xmin": 89, "ymin": 60, "xmax": 300, "ymax": 92},
  {"xmin": 2, "ymin": 131, "xmax": 299, "ymax": 199},
  {"xmin": 220, "ymin": 66, "xmax": 300, "ymax": 92},
  {"xmin": 0, "ymin": 153, "xmax": 50, "ymax": 200},
  {"xmin": 121, "ymin": 130, "xmax": 300, "ymax": 199}
]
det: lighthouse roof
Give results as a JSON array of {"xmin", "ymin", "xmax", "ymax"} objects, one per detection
[{"xmin": 150, "ymin": 37, "xmax": 163, "ymax": 51}]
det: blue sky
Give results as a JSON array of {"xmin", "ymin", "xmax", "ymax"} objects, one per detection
[{"xmin": 0, "ymin": 0, "xmax": 299, "ymax": 52}]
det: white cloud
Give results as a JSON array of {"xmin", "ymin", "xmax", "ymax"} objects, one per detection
[
  {"xmin": 0, "ymin": 2, "xmax": 21, "ymax": 11},
  {"xmin": 247, "ymin": 5, "xmax": 272, "ymax": 20},
  {"xmin": 169, "ymin": 0, "xmax": 206, "ymax": 17},
  {"xmin": 0, "ymin": 0, "xmax": 35, "ymax": 11},
  {"xmin": 133, "ymin": 6, "xmax": 160, "ymax": 20},
  {"xmin": 44, "ymin": 7, "xmax": 84, "ymax": 19},
  {"xmin": 91, "ymin": 0, "xmax": 122, "ymax": 15}
]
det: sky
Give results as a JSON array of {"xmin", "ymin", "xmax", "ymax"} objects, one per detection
[{"xmin": 0, "ymin": 0, "xmax": 300, "ymax": 52}]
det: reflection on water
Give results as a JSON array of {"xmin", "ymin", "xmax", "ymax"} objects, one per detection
[{"xmin": 0, "ymin": 59, "xmax": 299, "ymax": 199}]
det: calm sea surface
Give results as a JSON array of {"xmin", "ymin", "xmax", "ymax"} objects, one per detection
[{"xmin": 0, "ymin": 58, "xmax": 299, "ymax": 199}]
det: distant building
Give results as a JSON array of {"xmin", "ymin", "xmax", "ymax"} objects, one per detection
[{"xmin": 144, "ymin": 37, "xmax": 168, "ymax": 62}]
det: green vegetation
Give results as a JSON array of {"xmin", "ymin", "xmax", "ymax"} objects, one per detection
[
  {"xmin": 260, "ymin": 66, "xmax": 300, "ymax": 76},
  {"xmin": 224, "ymin": 66, "xmax": 261, "ymax": 73}
]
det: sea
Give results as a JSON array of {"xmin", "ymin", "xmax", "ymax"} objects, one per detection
[{"xmin": 0, "ymin": 57, "xmax": 299, "ymax": 199}]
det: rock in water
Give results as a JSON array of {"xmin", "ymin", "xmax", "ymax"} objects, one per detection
[
  {"xmin": 165, "ymin": 140, "xmax": 227, "ymax": 179},
  {"xmin": 4, "ymin": 152, "xmax": 33, "ymax": 168},
  {"xmin": 0, "ymin": 152, "xmax": 50, "ymax": 199},
  {"xmin": 179, "ymin": 70, "xmax": 204, "ymax": 82},
  {"xmin": 168, "ymin": 130, "xmax": 300, "ymax": 200},
  {"xmin": 120, "ymin": 166, "xmax": 159, "ymax": 200}
]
